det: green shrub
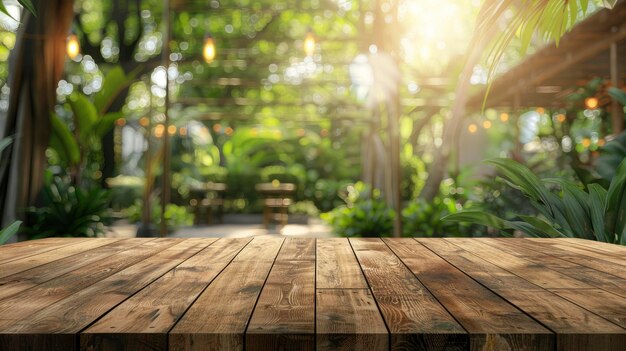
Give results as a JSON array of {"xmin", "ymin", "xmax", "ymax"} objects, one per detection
[
  {"xmin": 402, "ymin": 197, "xmax": 471, "ymax": 237},
  {"xmin": 321, "ymin": 182, "xmax": 395, "ymax": 237},
  {"xmin": 25, "ymin": 176, "xmax": 113, "ymax": 239},
  {"xmin": 123, "ymin": 199, "xmax": 194, "ymax": 229},
  {"xmin": 444, "ymin": 158, "xmax": 626, "ymax": 244}
]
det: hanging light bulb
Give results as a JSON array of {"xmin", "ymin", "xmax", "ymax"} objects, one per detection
[
  {"xmin": 304, "ymin": 29, "xmax": 315, "ymax": 57},
  {"xmin": 66, "ymin": 33, "xmax": 80, "ymax": 60},
  {"xmin": 584, "ymin": 97, "xmax": 599, "ymax": 109},
  {"xmin": 203, "ymin": 34, "xmax": 216, "ymax": 64}
]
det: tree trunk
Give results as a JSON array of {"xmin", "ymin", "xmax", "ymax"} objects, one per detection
[{"xmin": 0, "ymin": 0, "xmax": 75, "ymax": 230}]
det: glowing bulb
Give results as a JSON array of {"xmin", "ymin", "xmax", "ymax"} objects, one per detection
[
  {"xmin": 66, "ymin": 34, "xmax": 80, "ymax": 60},
  {"xmin": 468, "ymin": 124, "xmax": 477, "ymax": 133},
  {"xmin": 556, "ymin": 114, "xmax": 566, "ymax": 123},
  {"xmin": 499, "ymin": 113, "xmax": 509, "ymax": 122},
  {"xmin": 585, "ymin": 97, "xmax": 599, "ymax": 109},
  {"xmin": 203, "ymin": 35, "xmax": 216, "ymax": 64},
  {"xmin": 482, "ymin": 120, "xmax": 492, "ymax": 129},
  {"xmin": 581, "ymin": 138, "xmax": 591, "ymax": 148},
  {"xmin": 167, "ymin": 125, "xmax": 177, "ymax": 135},
  {"xmin": 304, "ymin": 30, "xmax": 315, "ymax": 56},
  {"xmin": 154, "ymin": 124, "xmax": 165, "ymax": 138},
  {"xmin": 139, "ymin": 117, "xmax": 150, "ymax": 127}
]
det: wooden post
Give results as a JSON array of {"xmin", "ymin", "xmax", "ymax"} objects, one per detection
[
  {"xmin": 610, "ymin": 42, "xmax": 624, "ymax": 134},
  {"xmin": 160, "ymin": 0, "xmax": 171, "ymax": 237}
]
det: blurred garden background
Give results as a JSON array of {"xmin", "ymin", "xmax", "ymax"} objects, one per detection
[{"xmin": 0, "ymin": 0, "xmax": 625, "ymax": 243}]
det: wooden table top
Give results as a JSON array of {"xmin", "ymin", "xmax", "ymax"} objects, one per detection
[{"xmin": 0, "ymin": 237, "xmax": 624, "ymax": 351}]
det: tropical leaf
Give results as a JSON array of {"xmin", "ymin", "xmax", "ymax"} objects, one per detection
[
  {"xmin": 18, "ymin": 0, "xmax": 36, "ymax": 16},
  {"xmin": 588, "ymin": 183, "xmax": 608, "ymax": 242},
  {"xmin": 94, "ymin": 111, "xmax": 124, "ymax": 139},
  {"xmin": 69, "ymin": 93, "xmax": 98, "ymax": 146},
  {"xmin": 94, "ymin": 66, "xmax": 135, "ymax": 114},
  {"xmin": 608, "ymin": 87, "xmax": 626, "ymax": 106},
  {"xmin": 442, "ymin": 211, "xmax": 507, "ymax": 229},
  {"xmin": 605, "ymin": 158, "xmax": 626, "ymax": 239},
  {"xmin": 50, "ymin": 113, "xmax": 80, "ymax": 166},
  {"xmin": 0, "ymin": 220, "xmax": 22, "ymax": 244},
  {"xmin": 0, "ymin": 135, "xmax": 13, "ymax": 153}
]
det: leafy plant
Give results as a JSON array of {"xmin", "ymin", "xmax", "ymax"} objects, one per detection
[
  {"xmin": 402, "ymin": 198, "xmax": 472, "ymax": 237},
  {"xmin": 0, "ymin": 220, "xmax": 22, "ymax": 244},
  {"xmin": 444, "ymin": 158, "xmax": 626, "ymax": 244},
  {"xmin": 596, "ymin": 131, "xmax": 626, "ymax": 181},
  {"xmin": 124, "ymin": 198, "xmax": 194, "ymax": 229},
  {"xmin": 25, "ymin": 175, "xmax": 113, "ymax": 239},
  {"xmin": 49, "ymin": 66, "xmax": 134, "ymax": 184},
  {"xmin": 1, "ymin": 0, "xmax": 36, "ymax": 17},
  {"xmin": 321, "ymin": 182, "xmax": 395, "ymax": 237}
]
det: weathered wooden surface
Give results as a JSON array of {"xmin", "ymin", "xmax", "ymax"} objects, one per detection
[{"xmin": 1, "ymin": 237, "xmax": 625, "ymax": 350}]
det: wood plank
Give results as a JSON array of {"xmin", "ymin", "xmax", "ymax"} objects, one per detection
[
  {"xmin": 0, "ymin": 239, "xmax": 135, "ymax": 300},
  {"xmin": 81, "ymin": 238, "xmax": 250, "ymax": 351},
  {"xmin": 419, "ymin": 239, "xmax": 626, "ymax": 350},
  {"xmin": 559, "ymin": 238, "xmax": 626, "ymax": 256},
  {"xmin": 316, "ymin": 289, "xmax": 388, "ymax": 351},
  {"xmin": 548, "ymin": 288, "xmax": 626, "ymax": 329},
  {"xmin": 0, "ymin": 238, "xmax": 90, "ymax": 264},
  {"xmin": 316, "ymin": 238, "xmax": 368, "ymax": 289},
  {"xmin": 0, "ymin": 238, "xmax": 175, "ymax": 331},
  {"xmin": 350, "ymin": 238, "xmax": 467, "ymax": 350},
  {"xmin": 0, "ymin": 238, "xmax": 120, "ymax": 279},
  {"xmin": 384, "ymin": 238, "xmax": 553, "ymax": 351},
  {"xmin": 1, "ymin": 239, "xmax": 213, "ymax": 351},
  {"xmin": 448, "ymin": 238, "xmax": 594, "ymax": 289},
  {"xmin": 275, "ymin": 237, "xmax": 315, "ymax": 261},
  {"xmin": 520, "ymin": 239, "xmax": 626, "ymax": 280},
  {"xmin": 246, "ymin": 238, "xmax": 315, "ymax": 351},
  {"xmin": 169, "ymin": 236, "xmax": 284, "ymax": 351},
  {"xmin": 481, "ymin": 238, "xmax": 626, "ymax": 298},
  {"xmin": 532, "ymin": 238, "xmax": 626, "ymax": 265}
]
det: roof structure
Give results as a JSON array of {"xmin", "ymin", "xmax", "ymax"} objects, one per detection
[{"xmin": 466, "ymin": 1, "xmax": 626, "ymax": 111}]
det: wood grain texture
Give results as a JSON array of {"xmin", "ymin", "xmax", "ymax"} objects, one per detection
[
  {"xmin": 0, "ymin": 238, "xmax": 174, "ymax": 330},
  {"xmin": 384, "ymin": 238, "xmax": 554, "ymax": 351},
  {"xmin": 448, "ymin": 238, "xmax": 593, "ymax": 289},
  {"xmin": 520, "ymin": 239, "xmax": 626, "ymax": 280},
  {"xmin": 316, "ymin": 289, "xmax": 388, "ymax": 351},
  {"xmin": 0, "ymin": 238, "xmax": 138, "ymax": 300},
  {"xmin": 350, "ymin": 238, "xmax": 467, "ymax": 350},
  {"xmin": 316, "ymin": 238, "xmax": 368, "ymax": 289},
  {"xmin": 0, "ymin": 238, "xmax": 119, "ymax": 279},
  {"xmin": 169, "ymin": 236, "xmax": 283, "ymax": 351},
  {"xmin": 1, "ymin": 237, "xmax": 624, "ymax": 351},
  {"xmin": 531, "ymin": 238, "xmax": 626, "ymax": 267},
  {"xmin": 82, "ymin": 238, "xmax": 251, "ymax": 351},
  {"xmin": 419, "ymin": 238, "xmax": 626, "ymax": 351},
  {"xmin": 2, "ymin": 239, "xmax": 211, "ymax": 351},
  {"xmin": 0, "ymin": 238, "xmax": 89, "ymax": 264},
  {"xmin": 481, "ymin": 238, "xmax": 626, "ymax": 298},
  {"xmin": 246, "ymin": 238, "xmax": 315, "ymax": 351},
  {"xmin": 560, "ymin": 238, "xmax": 626, "ymax": 256}
]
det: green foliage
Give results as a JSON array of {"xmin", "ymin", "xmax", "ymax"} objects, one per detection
[
  {"xmin": 444, "ymin": 158, "xmax": 626, "ymax": 244},
  {"xmin": 596, "ymin": 131, "xmax": 626, "ymax": 181},
  {"xmin": 25, "ymin": 175, "xmax": 113, "ymax": 239},
  {"xmin": 608, "ymin": 87, "xmax": 626, "ymax": 106},
  {"xmin": 124, "ymin": 199, "xmax": 194, "ymax": 229},
  {"xmin": 0, "ymin": 0, "xmax": 36, "ymax": 18},
  {"xmin": 321, "ymin": 182, "xmax": 395, "ymax": 237},
  {"xmin": 0, "ymin": 220, "xmax": 21, "ymax": 244},
  {"xmin": 402, "ymin": 198, "xmax": 470, "ymax": 237},
  {"xmin": 49, "ymin": 66, "xmax": 133, "ymax": 183}
]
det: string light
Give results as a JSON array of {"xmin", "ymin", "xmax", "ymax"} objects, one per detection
[
  {"xmin": 203, "ymin": 34, "xmax": 216, "ymax": 64},
  {"xmin": 304, "ymin": 29, "xmax": 315, "ymax": 57},
  {"xmin": 66, "ymin": 34, "xmax": 80, "ymax": 60},
  {"xmin": 585, "ymin": 97, "xmax": 599, "ymax": 109},
  {"xmin": 482, "ymin": 120, "xmax": 492, "ymax": 129},
  {"xmin": 556, "ymin": 114, "xmax": 566, "ymax": 123},
  {"xmin": 499, "ymin": 113, "xmax": 509, "ymax": 122},
  {"xmin": 468, "ymin": 124, "xmax": 477, "ymax": 133}
]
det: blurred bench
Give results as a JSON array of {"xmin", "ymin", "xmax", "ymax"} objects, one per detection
[
  {"xmin": 255, "ymin": 182, "xmax": 296, "ymax": 230},
  {"xmin": 189, "ymin": 182, "xmax": 227, "ymax": 225}
]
